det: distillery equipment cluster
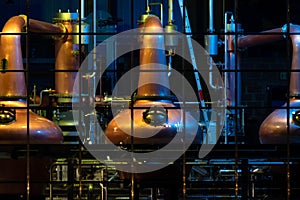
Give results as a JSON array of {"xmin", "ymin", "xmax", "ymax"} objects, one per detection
[{"xmin": 0, "ymin": 0, "xmax": 299, "ymax": 200}]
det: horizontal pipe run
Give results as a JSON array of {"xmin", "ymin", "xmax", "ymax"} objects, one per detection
[
  {"xmin": 28, "ymin": 18, "xmax": 65, "ymax": 34},
  {"xmin": 237, "ymin": 28, "xmax": 284, "ymax": 49}
]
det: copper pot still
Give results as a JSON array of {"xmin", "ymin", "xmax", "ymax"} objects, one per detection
[
  {"xmin": 0, "ymin": 15, "xmax": 64, "ymax": 196},
  {"xmin": 105, "ymin": 15, "xmax": 201, "ymax": 181},
  {"xmin": 0, "ymin": 15, "xmax": 64, "ymax": 143},
  {"xmin": 258, "ymin": 24, "xmax": 300, "ymax": 144}
]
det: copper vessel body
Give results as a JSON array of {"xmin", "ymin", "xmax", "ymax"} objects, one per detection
[
  {"xmin": 54, "ymin": 20, "xmax": 79, "ymax": 95},
  {"xmin": 0, "ymin": 101, "xmax": 63, "ymax": 144},
  {"xmin": 106, "ymin": 101, "xmax": 199, "ymax": 145},
  {"xmin": 259, "ymin": 24, "xmax": 300, "ymax": 144}
]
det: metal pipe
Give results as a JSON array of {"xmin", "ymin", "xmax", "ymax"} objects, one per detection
[
  {"xmin": 224, "ymin": 12, "xmax": 231, "ymax": 106},
  {"xmin": 165, "ymin": 0, "xmax": 176, "ymax": 78},
  {"xmin": 209, "ymin": 0, "xmax": 214, "ymax": 32},
  {"xmin": 223, "ymin": 12, "xmax": 230, "ymax": 144},
  {"xmin": 100, "ymin": 183, "xmax": 107, "ymax": 200},
  {"xmin": 81, "ymin": 0, "xmax": 85, "ymax": 20},
  {"xmin": 146, "ymin": 0, "xmax": 150, "ymax": 13},
  {"xmin": 224, "ymin": 14, "xmax": 244, "ymax": 108},
  {"xmin": 224, "ymin": 13, "xmax": 245, "ymax": 142},
  {"xmin": 227, "ymin": 18, "xmax": 239, "ymax": 107},
  {"xmin": 28, "ymin": 18, "xmax": 65, "ymax": 34},
  {"xmin": 93, "ymin": 0, "xmax": 96, "ymax": 48},
  {"xmin": 168, "ymin": 54, "xmax": 172, "ymax": 77},
  {"xmin": 149, "ymin": 3, "xmax": 163, "ymax": 25},
  {"xmin": 236, "ymin": 27, "xmax": 284, "ymax": 49},
  {"xmin": 168, "ymin": 0, "xmax": 173, "ymax": 24},
  {"xmin": 206, "ymin": 0, "xmax": 218, "ymax": 90}
]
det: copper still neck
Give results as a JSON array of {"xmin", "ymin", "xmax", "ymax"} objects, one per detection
[
  {"xmin": 0, "ymin": 15, "xmax": 27, "ymax": 97},
  {"xmin": 136, "ymin": 15, "xmax": 170, "ymax": 99}
]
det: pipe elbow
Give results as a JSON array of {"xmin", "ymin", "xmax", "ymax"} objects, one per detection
[
  {"xmin": 2, "ymin": 15, "xmax": 26, "ymax": 33},
  {"xmin": 52, "ymin": 22, "xmax": 68, "ymax": 40}
]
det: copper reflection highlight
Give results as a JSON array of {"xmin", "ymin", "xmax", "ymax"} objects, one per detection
[{"xmin": 137, "ymin": 15, "xmax": 170, "ymax": 97}]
